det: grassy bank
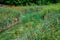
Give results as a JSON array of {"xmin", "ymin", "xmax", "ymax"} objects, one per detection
[{"xmin": 0, "ymin": 4, "xmax": 60, "ymax": 40}]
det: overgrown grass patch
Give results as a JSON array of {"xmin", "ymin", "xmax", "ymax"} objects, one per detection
[
  {"xmin": 0, "ymin": 4, "xmax": 60, "ymax": 40},
  {"xmin": 0, "ymin": 8, "xmax": 20, "ymax": 30}
]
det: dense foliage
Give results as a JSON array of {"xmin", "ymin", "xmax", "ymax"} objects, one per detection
[
  {"xmin": 0, "ymin": 0, "xmax": 60, "ymax": 5},
  {"xmin": 0, "ymin": 8, "xmax": 20, "ymax": 30},
  {"xmin": 0, "ymin": 4, "xmax": 60, "ymax": 40}
]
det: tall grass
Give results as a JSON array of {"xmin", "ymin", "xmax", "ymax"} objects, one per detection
[
  {"xmin": 0, "ymin": 8, "xmax": 20, "ymax": 30},
  {"xmin": 0, "ymin": 4, "xmax": 60, "ymax": 40}
]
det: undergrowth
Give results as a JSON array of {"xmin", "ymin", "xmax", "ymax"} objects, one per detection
[{"xmin": 0, "ymin": 4, "xmax": 60, "ymax": 40}]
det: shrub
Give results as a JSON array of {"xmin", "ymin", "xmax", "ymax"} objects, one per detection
[{"xmin": 0, "ymin": 0, "xmax": 60, "ymax": 5}]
